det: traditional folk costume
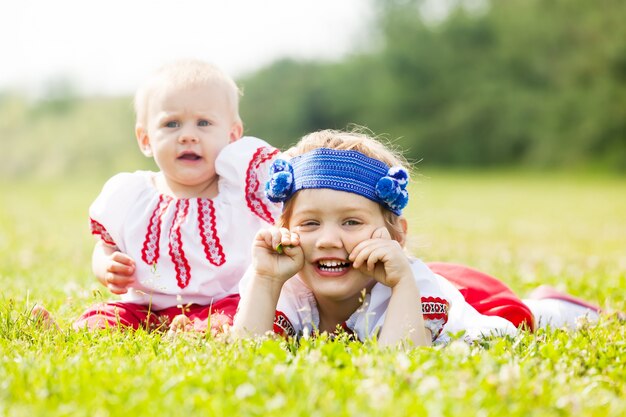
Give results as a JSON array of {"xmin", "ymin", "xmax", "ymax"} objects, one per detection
[{"xmin": 78, "ymin": 137, "xmax": 280, "ymax": 330}]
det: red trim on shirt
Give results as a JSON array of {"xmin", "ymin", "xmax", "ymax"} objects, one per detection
[
  {"xmin": 197, "ymin": 198, "xmax": 226, "ymax": 266},
  {"xmin": 273, "ymin": 311, "xmax": 296, "ymax": 338},
  {"xmin": 169, "ymin": 199, "xmax": 192, "ymax": 289},
  {"xmin": 141, "ymin": 194, "xmax": 173, "ymax": 266},
  {"xmin": 245, "ymin": 146, "xmax": 280, "ymax": 224},
  {"xmin": 90, "ymin": 218, "xmax": 116, "ymax": 247},
  {"xmin": 421, "ymin": 296, "xmax": 450, "ymax": 322}
]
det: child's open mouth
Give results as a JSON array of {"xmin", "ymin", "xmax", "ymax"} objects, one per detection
[
  {"xmin": 178, "ymin": 152, "xmax": 202, "ymax": 161},
  {"xmin": 317, "ymin": 260, "xmax": 351, "ymax": 273}
]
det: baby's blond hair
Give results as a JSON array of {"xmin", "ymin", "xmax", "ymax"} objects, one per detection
[
  {"xmin": 280, "ymin": 128, "xmax": 410, "ymax": 242},
  {"xmin": 134, "ymin": 59, "xmax": 242, "ymax": 128}
]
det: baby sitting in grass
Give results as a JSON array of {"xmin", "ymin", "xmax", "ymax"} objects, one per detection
[{"xmin": 33, "ymin": 59, "xmax": 281, "ymax": 334}]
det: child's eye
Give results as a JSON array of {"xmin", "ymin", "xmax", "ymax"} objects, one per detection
[
  {"xmin": 164, "ymin": 120, "xmax": 179, "ymax": 128},
  {"xmin": 344, "ymin": 219, "xmax": 362, "ymax": 226},
  {"xmin": 197, "ymin": 119, "xmax": 210, "ymax": 127},
  {"xmin": 296, "ymin": 220, "xmax": 319, "ymax": 230}
]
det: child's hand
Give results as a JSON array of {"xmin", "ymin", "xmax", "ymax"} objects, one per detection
[
  {"xmin": 252, "ymin": 227, "xmax": 303, "ymax": 285},
  {"xmin": 349, "ymin": 227, "xmax": 412, "ymax": 288},
  {"xmin": 104, "ymin": 251, "xmax": 136, "ymax": 294}
]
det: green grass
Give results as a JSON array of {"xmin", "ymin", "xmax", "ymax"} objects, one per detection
[{"xmin": 1, "ymin": 172, "xmax": 625, "ymax": 416}]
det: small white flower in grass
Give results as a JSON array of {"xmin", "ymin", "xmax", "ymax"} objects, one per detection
[
  {"xmin": 235, "ymin": 383, "xmax": 256, "ymax": 399},
  {"xmin": 446, "ymin": 339, "xmax": 471, "ymax": 356},
  {"xmin": 273, "ymin": 364, "xmax": 288, "ymax": 376},
  {"xmin": 265, "ymin": 394, "xmax": 286, "ymax": 410},
  {"xmin": 575, "ymin": 314, "xmax": 596, "ymax": 329},
  {"xmin": 498, "ymin": 363, "xmax": 520, "ymax": 384},
  {"xmin": 395, "ymin": 352, "xmax": 411, "ymax": 372},
  {"xmin": 417, "ymin": 376, "xmax": 440, "ymax": 395},
  {"xmin": 306, "ymin": 349, "xmax": 322, "ymax": 364},
  {"xmin": 351, "ymin": 354, "xmax": 374, "ymax": 369},
  {"xmin": 358, "ymin": 378, "xmax": 392, "ymax": 408}
]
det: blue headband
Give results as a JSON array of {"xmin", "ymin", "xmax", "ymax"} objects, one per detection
[{"xmin": 265, "ymin": 148, "xmax": 409, "ymax": 215}]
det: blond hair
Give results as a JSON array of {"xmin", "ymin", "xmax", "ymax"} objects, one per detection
[
  {"xmin": 279, "ymin": 128, "xmax": 410, "ymax": 242},
  {"xmin": 134, "ymin": 59, "xmax": 242, "ymax": 127}
]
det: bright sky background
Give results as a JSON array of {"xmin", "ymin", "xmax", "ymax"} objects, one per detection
[{"xmin": 1, "ymin": 0, "xmax": 373, "ymax": 97}]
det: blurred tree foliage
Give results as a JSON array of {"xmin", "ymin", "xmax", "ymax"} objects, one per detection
[
  {"xmin": 241, "ymin": 0, "xmax": 626, "ymax": 170},
  {"xmin": 0, "ymin": 93, "xmax": 154, "ymax": 179},
  {"xmin": 1, "ymin": 0, "xmax": 625, "ymax": 179}
]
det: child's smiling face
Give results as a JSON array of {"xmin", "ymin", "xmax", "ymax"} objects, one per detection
[
  {"xmin": 137, "ymin": 83, "xmax": 242, "ymax": 197},
  {"xmin": 289, "ymin": 188, "xmax": 389, "ymax": 304}
]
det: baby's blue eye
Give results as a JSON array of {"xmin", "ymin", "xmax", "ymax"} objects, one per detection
[
  {"xmin": 165, "ymin": 121, "xmax": 179, "ymax": 128},
  {"xmin": 198, "ymin": 120, "xmax": 209, "ymax": 127},
  {"xmin": 344, "ymin": 220, "xmax": 362, "ymax": 226}
]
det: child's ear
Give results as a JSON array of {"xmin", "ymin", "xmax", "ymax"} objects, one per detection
[
  {"xmin": 397, "ymin": 217, "xmax": 408, "ymax": 247},
  {"xmin": 135, "ymin": 124, "xmax": 153, "ymax": 157},
  {"xmin": 229, "ymin": 121, "xmax": 244, "ymax": 143}
]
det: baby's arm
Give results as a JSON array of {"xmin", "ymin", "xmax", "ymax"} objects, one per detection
[
  {"xmin": 234, "ymin": 227, "xmax": 303, "ymax": 336},
  {"xmin": 92, "ymin": 240, "xmax": 136, "ymax": 295},
  {"xmin": 349, "ymin": 227, "xmax": 431, "ymax": 347}
]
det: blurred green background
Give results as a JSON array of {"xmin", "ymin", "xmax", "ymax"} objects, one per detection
[{"xmin": 1, "ymin": 0, "xmax": 625, "ymax": 181}]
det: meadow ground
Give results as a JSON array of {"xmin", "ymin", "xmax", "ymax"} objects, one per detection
[{"xmin": 1, "ymin": 171, "xmax": 624, "ymax": 416}]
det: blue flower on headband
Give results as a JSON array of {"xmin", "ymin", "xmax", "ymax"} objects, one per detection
[
  {"xmin": 375, "ymin": 167, "xmax": 409, "ymax": 214},
  {"xmin": 265, "ymin": 159, "xmax": 294, "ymax": 202}
]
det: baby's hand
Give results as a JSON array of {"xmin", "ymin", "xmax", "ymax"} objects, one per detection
[
  {"xmin": 104, "ymin": 251, "xmax": 136, "ymax": 294},
  {"xmin": 252, "ymin": 227, "xmax": 303, "ymax": 284},
  {"xmin": 349, "ymin": 227, "xmax": 412, "ymax": 288}
]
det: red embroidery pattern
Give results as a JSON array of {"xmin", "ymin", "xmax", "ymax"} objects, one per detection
[
  {"xmin": 245, "ymin": 146, "xmax": 280, "ymax": 224},
  {"xmin": 421, "ymin": 296, "xmax": 449, "ymax": 321},
  {"xmin": 90, "ymin": 218, "xmax": 116, "ymax": 246},
  {"xmin": 197, "ymin": 198, "xmax": 225, "ymax": 266},
  {"xmin": 273, "ymin": 311, "xmax": 296, "ymax": 338},
  {"xmin": 169, "ymin": 199, "xmax": 192, "ymax": 289},
  {"xmin": 141, "ymin": 195, "xmax": 173, "ymax": 265},
  {"xmin": 421, "ymin": 296, "xmax": 450, "ymax": 339}
]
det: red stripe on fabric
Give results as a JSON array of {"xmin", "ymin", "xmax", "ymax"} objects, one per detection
[
  {"xmin": 141, "ymin": 195, "xmax": 173, "ymax": 265},
  {"xmin": 273, "ymin": 311, "xmax": 296, "ymax": 338},
  {"xmin": 90, "ymin": 218, "xmax": 116, "ymax": 246},
  {"xmin": 169, "ymin": 199, "xmax": 192, "ymax": 289},
  {"xmin": 421, "ymin": 296, "xmax": 450, "ymax": 323},
  {"xmin": 245, "ymin": 147, "xmax": 280, "ymax": 224},
  {"xmin": 197, "ymin": 198, "xmax": 226, "ymax": 266}
]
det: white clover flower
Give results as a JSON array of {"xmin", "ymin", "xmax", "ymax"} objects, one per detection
[
  {"xmin": 447, "ymin": 339, "xmax": 471, "ymax": 356},
  {"xmin": 235, "ymin": 383, "xmax": 256, "ymax": 399}
]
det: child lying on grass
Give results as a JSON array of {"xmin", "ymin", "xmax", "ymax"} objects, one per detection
[{"xmin": 233, "ymin": 129, "xmax": 614, "ymax": 346}]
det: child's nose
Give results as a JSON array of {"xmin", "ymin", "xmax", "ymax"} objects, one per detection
[
  {"xmin": 315, "ymin": 226, "xmax": 343, "ymax": 249},
  {"xmin": 178, "ymin": 133, "xmax": 199, "ymax": 144}
]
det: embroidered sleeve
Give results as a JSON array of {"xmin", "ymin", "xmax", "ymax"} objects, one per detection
[
  {"xmin": 90, "ymin": 218, "xmax": 117, "ymax": 247},
  {"xmin": 273, "ymin": 311, "xmax": 297, "ymax": 338},
  {"xmin": 245, "ymin": 146, "xmax": 281, "ymax": 224},
  {"xmin": 89, "ymin": 172, "xmax": 145, "ymax": 251},
  {"xmin": 421, "ymin": 296, "xmax": 450, "ymax": 341},
  {"xmin": 215, "ymin": 137, "xmax": 281, "ymax": 224}
]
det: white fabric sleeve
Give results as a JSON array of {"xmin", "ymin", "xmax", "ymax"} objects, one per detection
[
  {"xmin": 88, "ymin": 172, "xmax": 145, "ymax": 249},
  {"xmin": 216, "ymin": 136, "xmax": 282, "ymax": 224},
  {"xmin": 346, "ymin": 259, "xmax": 453, "ymax": 343}
]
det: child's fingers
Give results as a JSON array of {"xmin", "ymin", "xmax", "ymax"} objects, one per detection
[
  {"xmin": 254, "ymin": 228, "xmax": 279, "ymax": 250},
  {"xmin": 350, "ymin": 240, "xmax": 385, "ymax": 270},
  {"xmin": 105, "ymin": 272, "xmax": 134, "ymax": 286},
  {"xmin": 371, "ymin": 227, "xmax": 392, "ymax": 240},
  {"xmin": 111, "ymin": 251, "xmax": 135, "ymax": 267},
  {"xmin": 276, "ymin": 228, "xmax": 300, "ymax": 253},
  {"xmin": 107, "ymin": 283, "xmax": 129, "ymax": 294},
  {"xmin": 108, "ymin": 261, "xmax": 135, "ymax": 276}
]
